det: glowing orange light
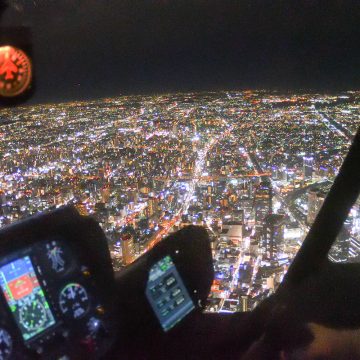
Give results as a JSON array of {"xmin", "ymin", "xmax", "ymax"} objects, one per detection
[{"xmin": 0, "ymin": 45, "xmax": 32, "ymax": 97}]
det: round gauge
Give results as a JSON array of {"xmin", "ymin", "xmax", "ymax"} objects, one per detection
[
  {"xmin": 19, "ymin": 300, "xmax": 46, "ymax": 331},
  {"xmin": 59, "ymin": 283, "xmax": 89, "ymax": 319},
  {"xmin": 46, "ymin": 241, "xmax": 67, "ymax": 273},
  {"xmin": 0, "ymin": 328, "xmax": 12, "ymax": 360},
  {"xmin": 0, "ymin": 46, "xmax": 32, "ymax": 97}
]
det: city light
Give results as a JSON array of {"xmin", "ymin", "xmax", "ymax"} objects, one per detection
[{"xmin": 0, "ymin": 90, "xmax": 359, "ymax": 312}]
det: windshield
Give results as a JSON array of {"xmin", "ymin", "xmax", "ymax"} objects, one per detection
[{"xmin": 0, "ymin": 1, "xmax": 359, "ymax": 314}]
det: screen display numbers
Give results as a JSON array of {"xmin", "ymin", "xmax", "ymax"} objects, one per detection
[{"xmin": 0, "ymin": 256, "xmax": 56, "ymax": 341}]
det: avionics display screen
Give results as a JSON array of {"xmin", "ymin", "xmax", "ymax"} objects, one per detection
[
  {"xmin": 0, "ymin": 256, "xmax": 56, "ymax": 341},
  {"xmin": 146, "ymin": 255, "xmax": 194, "ymax": 331}
]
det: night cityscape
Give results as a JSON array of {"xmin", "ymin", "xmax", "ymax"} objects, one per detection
[{"xmin": 1, "ymin": 90, "xmax": 359, "ymax": 314}]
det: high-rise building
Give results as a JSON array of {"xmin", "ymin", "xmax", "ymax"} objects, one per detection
[
  {"xmin": 262, "ymin": 214, "xmax": 285, "ymax": 260},
  {"xmin": 240, "ymin": 295, "xmax": 249, "ymax": 312},
  {"xmin": 253, "ymin": 180, "xmax": 272, "ymax": 225},
  {"xmin": 121, "ymin": 233, "xmax": 135, "ymax": 265},
  {"xmin": 303, "ymin": 156, "xmax": 314, "ymax": 179},
  {"xmin": 307, "ymin": 189, "xmax": 326, "ymax": 225}
]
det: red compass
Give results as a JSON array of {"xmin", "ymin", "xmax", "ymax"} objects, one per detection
[{"xmin": 0, "ymin": 45, "xmax": 32, "ymax": 97}]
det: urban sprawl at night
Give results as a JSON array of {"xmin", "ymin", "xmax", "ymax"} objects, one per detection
[{"xmin": 1, "ymin": 90, "xmax": 359, "ymax": 313}]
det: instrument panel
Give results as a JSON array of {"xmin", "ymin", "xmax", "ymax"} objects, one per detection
[
  {"xmin": 146, "ymin": 255, "xmax": 195, "ymax": 332},
  {"xmin": 0, "ymin": 206, "xmax": 213, "ymax": 359},
  {"xmin": 0, "ymin": 234, "xmax": 116, "ymax": 359}
]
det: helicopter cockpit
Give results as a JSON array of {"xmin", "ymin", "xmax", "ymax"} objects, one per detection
[{"xmin": 0, "ymin": 1, "xmax": 360, "ymax": 359}]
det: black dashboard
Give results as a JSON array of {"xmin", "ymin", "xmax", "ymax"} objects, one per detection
[
  {"xmin": 0, "ymin": 206, "xmax": 215, "ymax": 359},
  {"xmin": 0, "ymin": 207, "xmax": 117, "ymax": 359}
]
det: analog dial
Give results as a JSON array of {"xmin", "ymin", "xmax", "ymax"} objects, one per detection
[
  {"xmin": 0, "ymin": 46, "xmax": 32, "ymax": 97},
  {"xmin": 59, "ymin": 283, "xmax": 89, "ymax": 319},
  {"xmin": 0, "ymin": 328, "xmax": 12, "ymax": 360},
  {"xmin": 19, "ymin": 300, "xmax": 46, "ymax": 331}
]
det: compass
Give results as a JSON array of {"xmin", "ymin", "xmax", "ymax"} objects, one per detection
[
  {"xmin": 0, "ymin": 46, "xmax": 32, "ymax": 97},
  {"xmin": 19, "ymin": 300, "xmax": 47, "ymax": 332}
]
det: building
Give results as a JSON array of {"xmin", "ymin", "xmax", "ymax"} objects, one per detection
[
  {"xmin": 253, "ymin": 180, "xmax": 272, "ymax": 225},
  {"xmin": 121, "ymin": 233, "xmax": 135, "ymax": 265},
  {"xmin": 307, "ymin": 189, "xmax": 326, "ymax": 225},
  {"xmin": 74, "ymin": 202, "xmax": 88, "ymax": 216},
  {"xmin": 240, "ymin": 295, "xmax": 249, "ymax": 312},
  {"xmin": 232, "ymin": 209, "xmax": 244, "ymax": 223},
  {"xmin": 220, "ymin": 221, "xmax": 243, "ymax": 245},
  {"xmin": 262, "ymin": 214, "xmax": 285, "ymax": 260},
  {"xmin": 303, "ymin": 155, "xmax": 314, "ymax": 179},
  {"xmin": 329, "ymin": 227, "xmax": 350, "ymax": 262},
  {"xmin": 101, "ymin": 185, "xmax": 110, "ymax": 203},
  {"xmin": 0, "ymin": 190, "xmax": 5, "ymax": 216}
]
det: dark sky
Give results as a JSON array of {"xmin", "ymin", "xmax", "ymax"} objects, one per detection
[{"xmin": 1, "ymin": 0, "xmax": 359, "ymax": 103}]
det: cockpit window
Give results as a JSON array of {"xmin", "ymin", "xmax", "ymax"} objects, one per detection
[
  {"xmin": 319, "ymin": 102, "xmax": 360, "ymax": 263},
  {"xmin": 1, "ymin": 1, "xmax": 359, "ymax": 314},
  {"xmin": 1, "ymin": 92, "xmax": 359, "ymax": 313},
  {"xmin": 328, "ymin": 193, "xmax": 360, "ymax": 263}
]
